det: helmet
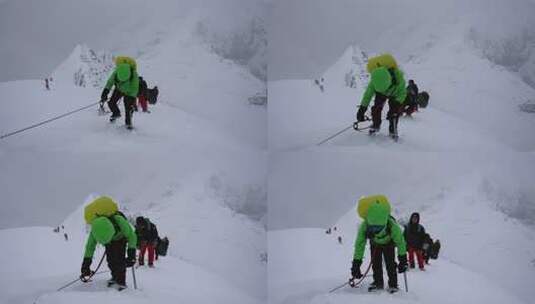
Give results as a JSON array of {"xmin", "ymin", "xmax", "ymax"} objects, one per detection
[
  {"xmin": 371, "ymin": 67, "xmax": 392, "ymax": 93},
  {"xmin": 91, "ymin": 217, "xmax": 115, "ymax": 245},
  {"xmin": 116, "ymin": 63, "xmax": 131, "ymax": 82}
]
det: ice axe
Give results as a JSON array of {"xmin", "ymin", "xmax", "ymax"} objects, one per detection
[{"xmin": 131, "ymin": 265, "xmax": 138, "ymax": 290}]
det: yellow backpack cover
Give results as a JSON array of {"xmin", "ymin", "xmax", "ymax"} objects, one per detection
[
  {"xmin": 84, "ymin": 196, "xmax": 119, "ymax": 224},
  {"xmin": 357, "ymin": 194, "xmax": 391, "ymax": 219},
  {"xmin": 114, "ymin": 56, "xmax": 137, "ymax": 71},
  {"xmin": 366, "ymin": 54, "xmax": 398, "ymax": 73}
]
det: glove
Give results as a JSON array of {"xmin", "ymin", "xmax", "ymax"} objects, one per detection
[
  {"xmin": 398, "ymin": 255, "xmax": 408, "ymax": 273},
  {"xmin": 126, "ymin": 248, "xmax": 136, "ymax": 267},
  {"xmin": 80, "ymin": 257, "xmax": 92, "ymax": 277},
  {"xmin": 101, "ymin": 88, "xmax": 110, "ymax": 102},
  {"xmin": 351, "ymin": 259, "xmax": 363, "ymax": 279},
  {"xmin": 356, "ymin": 106, "xmax": 367, "ymax": 122}
]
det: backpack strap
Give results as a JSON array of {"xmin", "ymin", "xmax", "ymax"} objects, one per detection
[
  {"xmin": 387, "ymin": 68, "xmax": 398, "ymax": 90},
  {"xmin": 386, "ymin": 215, "xmax": 395, "ymax": 235},
  {"xmin": 107, "ymin": 212, "xmax": 127, "ymax": 237}
]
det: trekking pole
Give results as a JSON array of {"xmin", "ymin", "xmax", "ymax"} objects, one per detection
[
  {"xmin": 317, "ymin": 125, "xmax": 353, "ymax": 146},
  {"xmin": 131, "ymin": 266, "xmax": 138, "ymax": 290},
  {"xmin": 403, "ymin": 271, "xmax": 408, "ymax": 292}
]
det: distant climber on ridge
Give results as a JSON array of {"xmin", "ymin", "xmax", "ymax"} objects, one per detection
[{"xmin": 356, "ymin": 54, "xmax": 407, "ymax": 139}]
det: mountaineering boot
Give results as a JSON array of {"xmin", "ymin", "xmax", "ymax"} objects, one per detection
[
  {"xmin": 368, "ymin": 281, "xmax": 384, "ymax": 292},
  {"xmin": 387, "ymin": 286, "xmax": 399, "ymax": 294},
  {"xmin": 107, "ymin": 278, "xmax": 116, "ymax": 287},
  {"xmin": 115, "ymin": 284, "xmax": 127, "ymax": 291},
  {"xmin": 110, "ymin": 114, "xmax": 120, "ymax": 123},
  {"xmin": 368, "ymin": 126, "xmax": 380, "ymax": 135},
  {"xmin": 126, "ymin": 124, "xmax": 134, "ymax": 130}
]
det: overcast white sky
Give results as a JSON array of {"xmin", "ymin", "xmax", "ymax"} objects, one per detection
[
  {"xmin": 0, "ymin": 0, "xmax": 269, "ymax": 82},
  {"xmin": 268, "ymin": 0, "xmax": 535, "ymax": 80}
]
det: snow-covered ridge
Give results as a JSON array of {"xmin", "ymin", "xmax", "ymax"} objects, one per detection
[
  {"xmin": 0, "ymin": 1, "xmax": 267, "ymax": 302},
  {"xmin": 52, "ymin": 44, "xmax": 114, "ymax": 88},
  {"xmin": 268, "ymin": 22, "xmax": 535, "ymax": 151},
  {"xmin": 0, "ymin": 0, "xmax": 268, "ymax": 83},
  {"xmin": 1, "ymin": 191, "xmax": 266, "ymax": 304},
  {"xmin": 268, "ymin": 164, "xmax": 535, "ymax": 303}
]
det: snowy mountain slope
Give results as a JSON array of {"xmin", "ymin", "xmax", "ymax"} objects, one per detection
[
  {"xmin": 268, "ymin": 150, "xmax": 535, "ymax": 303},
  {"xmin": 269, "ymin": 0, "xmax": 535, "ymax": 83},
  {"xmin": 268, "ymin": 22, "xmax": 535, "ymax": 152},
  {"xmin": 0, "ymin": 50, "xmax": 267, "ymax": 300},
  {"xmin": 1, "ymin": 0, "xmax": 268, "ymax": 146},
  {"xmin": 0, "ymin": 2, "xmax": 267, "ymax": 302},
  {"xmin": 0, "ymin": 0, "xmax": 269, "ymax": 83},
  {"xmin": 268, "ymin": 229, "xmax": 529, "ymax": 304},
  {"xmin": 0, "ymin": 97, "xmax": 266, "ymax": 303},
  {"xmin": 0, "ymin": 194, "xmax": 265, "ymax": 304}
]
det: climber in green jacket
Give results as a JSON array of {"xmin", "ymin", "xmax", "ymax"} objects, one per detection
[
  {"xmin": 351, "ymin": 196, "xmax": 408, "ymax": 293},
  {"xmin": 81, "ymin": 213, "xmax": 137, "ymax": 290},
  {"xmin": 100, "ymin": 56, "xmax": 139, "ymax": 129},
  {"xmin": 356, "ymin": 54, "xmax": 407, "ymax": 138}
]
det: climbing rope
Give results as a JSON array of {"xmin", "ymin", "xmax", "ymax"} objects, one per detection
[
  {"xmin": 328, "ymin": 258, "xmax": 373, "ymax": 293},
  {"xmin": 316, "ymin": 117, "xmax": 371, "ymax": 146},
  {"xmin": 56, "ymin": 252, "xmax": 107, "ymax": 291},
  {"xmin": 0, "ymin": 101, "xmax": 100, "ymax": 141}
]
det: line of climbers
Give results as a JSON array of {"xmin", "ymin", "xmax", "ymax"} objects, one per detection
[
  {"xmin": 350, "ymin": 195, "xmax": 440, "ymax": 293},
  {"xmin": 81, "ymin": 196, "xmax": 169, "ymax": 291}
]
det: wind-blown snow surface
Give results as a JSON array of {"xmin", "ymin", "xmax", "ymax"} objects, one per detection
[
  {"xmin": 267, "ymin": 16, "xmax": 535, "ymax": 304},
  {"xmin": 0, "ymin": 4, "xmax": 266, "ymax": 303},
  {"xmin": 1, "ymin": 194, "xmax": 265, "ymax": 304},
  {"xmin": 268, "ymin": 25, "xmax": 535, "ymax": 152},
  {"xmin": 268, "ymin": 151, "xmax": 535, "ymax": 304}
]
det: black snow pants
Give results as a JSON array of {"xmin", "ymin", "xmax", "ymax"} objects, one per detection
[
  {"xmin": 105, "ymin": 237, "xmax": 127, "ymax": 285},
  {"xmin": 371, "ymin": 93, "xmax": 401, "ymax": 134},
  {"xmin": 108, "ymin": 89, "xmax": 136, "ymax": 126},
  {"xmin": 370, "ymin": 241, "xmax": 398, "ymax": 288}
]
